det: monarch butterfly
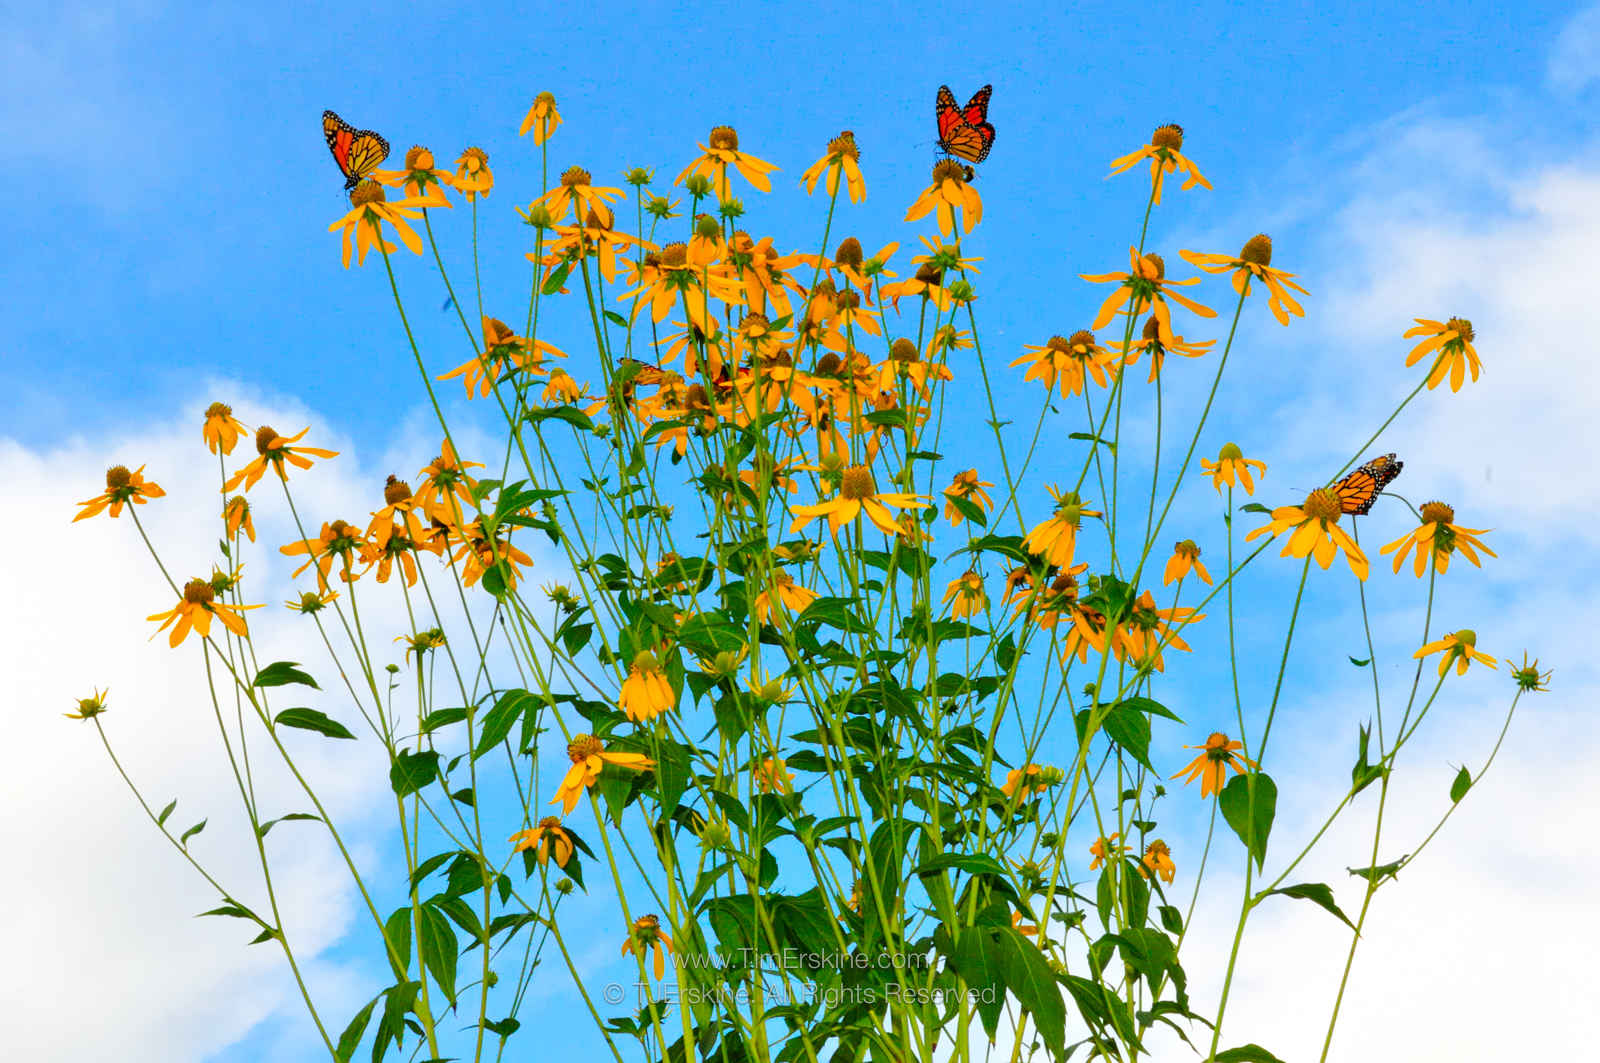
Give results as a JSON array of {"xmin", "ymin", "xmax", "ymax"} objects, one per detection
[
  {"xmin": 322, "ymin": 110, "xmax": 390, "ymax": 190},
  {"xmin": 935, "ymin": 84, "xmax": 996, "ymax": 169},
  {"xmin": 1333, "ymin": 453, "xmax": 1404, "ymax": 516}
]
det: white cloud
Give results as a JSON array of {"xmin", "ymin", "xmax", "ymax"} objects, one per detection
[
  {"xmin": 1549, "ymin": 3, "xmax": 1600, "ymax": 94},
  {"xmin": 0, "ymin": 387, "xmax": 536, "ymax": 1061}
]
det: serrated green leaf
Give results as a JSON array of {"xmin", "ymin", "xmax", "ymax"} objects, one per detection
[{"xmin": 1257, "ymin": 882, "xmax": 1357, "ymax": 931}]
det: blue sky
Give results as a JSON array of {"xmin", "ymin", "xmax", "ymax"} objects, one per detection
[{"xmin": 7, "ymin": 2, "xmax": 1600, "ymax": 1061}]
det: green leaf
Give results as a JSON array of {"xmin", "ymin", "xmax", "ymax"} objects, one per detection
[
  {"xmin": 252, "ymin": 660, "xmax": 320, "ymax": 689},
  {"xmin": 993, "ymin": 926, "xmax": 1065, "ymax": 1053},
  {"xmin": 474, "ymin": 689, "xmax": 534, "ymax": 759},
  {"xmin": 1216, "ymin": 1045, "xmax": 1288, "ymax": 1063},
  {"xmin": 1349, "ymin": 856, "xmax": 1407, "ymax": 885},
  {"xmin": 1159, "ymin": 905, "xmax": 1183, "ymax": 935},
  {"xmin": 525, "ymin": 405, "xmax": 595, "ymax": 433},
  {"xmin": 1219, "ymin": 772, "xmax": 1277, "ymax": 871},
  {"xmin": 1351, "ymin": 723, "xmax": 1385, "ymax": 795},
  {"xmin": 1239, "ymin": 502, "xmax": 1271, "ymax": 515},
  {"xmin": 916, "ymin": 853, "xmax": 1011, "ymax": 878},
  {"xmin": 197, "ymin": 900, "xmax": 259, "ymax": 921},
  {"xmin": 335, "ymin": 995, "xmax": 381, "ymax": 1063},
  {"xmin": 603, "ymin": 310, "xmax": 628, "ymax": 328},
  {"xmin": 541, "ymin": 261, "xmax": 572, "ymax": 294},
  {"xmin": 256, "ymin": 812, "xmax": 320, "ymax": 838},
  {"xmin": 420, "ymin": 706, "xmax": 467, "ymax": 734},
  {"xmin": 1450, "ymin": 766, "xmax": 1473, "ymax": 803},
  {"xmin": 1103, "ymin": 702, "xmax": 1155, "ymax": 773},
  {"xmin": 384, "ymin": 907, "xmax": 413, "ymax": 978},
  {"xmin": 1257, "ymin": 882, "xmax": 1357, "ymax": 931},
  {"xmin": 418, "ymin": 904, "xmax": 459, "ymax": 1004},
  {"xmin": 1348, "ymin": 655, "xmax": 1372, "ymax": 667},
  {"xmin": 391, "ymin": 750, "xmax": 441, "ymax": 797},
  {"xmin": 1118, "ymin": 695, "xmax": 1184, "ymax": 723},
  {"xmin": 157, "ymin": 799, "xmax": 177, "ymax": 827},
  {"xmin": 952, "ymin": 930, "xmax": 1004, "ymax": 1038},
  {"xmin": 180, "ymin": 819, "xmax": 207, "ymax": 847},
  {"xmin": 274, "ymin": 707, "xmax": 356, "ymax": 740},
  {"xmin": 1068, "ymin": 431, "xmax": 1116, "ymax": 452}
]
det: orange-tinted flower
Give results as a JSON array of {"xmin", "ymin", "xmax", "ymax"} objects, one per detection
[
  {"xmin": 800, "ymin": 130, "xmax": 865, "ymax": 203},
  {"xmin": 65, "ymin": 688, "xmax": 110, "ymax": 721},
  {"xmin": 1089, "ymin": 833, "xmax": 1126, "ymax": 871},
  {"xmin": 754, "ymin": 756, "xmax": 795, "ymax": 795},
  {"xmin": 223, "ymin": 495, "xmax": 255, "ymax": 542},
  {"xmin": 1001, "ymin": 763, "xmax": 1050, "ymax": 800},
  {"xmin": 621, "ymin": 914, "xmax": 676, "ymax": 980},
  {"xmin": 550, "ymin": 734, "xmax": 654, "ymax": 814},
  {"xmin": 371, "ymin": 145, "xmax": 455, "ymax": 207},
  {"xmin": 536, "ymin": 165, "xmax": 625, "ymax": 227},
  {"xmin": 1200, "ymin": 442, "xmax": 1267, "ymax": 495},
  {"xmin": 202, "ymin": 402, "xmax": 248, "ymax": 455},
  {"xmin": 146, "ymin": 578, "xmax": 261, "ymax": 648},
  {"xmin": 1380, "ymin": 501, "xmax": 1496, "ymax": 577},
  {"xmin": 453, "ymin": 146, "xmax": 494, "ymax": 199},
  {"xmin": 1107, "ymin": 123, "xmax": 1210, "ymax": 206},
  {"xmin": 1022, "ymin": 487, "xmax": 1101, "ymax": 568},
  {"xmin": 416, "ymin": 439, "xmax": 484, "ymax": 524},
  {"xmin": 1414, "ymin": 629, "xmax": 1496, "ymax": 677},
  {"xmin": 1245, "ymin": 487, "xmax": 1369, "ymax": 580},
  {"xmin": 620, "ymin": 651, "xmax": 676, "ymax": 722},
  {"xmin": 754, "ymin": 571, "xmax": 817, "ymax": 623},
  {"xmin": 1110, "ymin": 315, "xmax": 1215, "ymax": 382},
  {"xmin": 1181, "ymin": 235, "xmax": 1308, "ymax": 326},
  {"xmin": 904, "ymin": 159, "xmax": 982, "ymax": 238},
  {"xmin": 1140, "ymin": 840, "xmax": 1176, "ymax": 884},
  {"xmin": 518, "ymin": 92, "xmax": 562, "ymax": 145},
  {"xmin": 1010, "ymin": 331, "xmax": 1115, "ymax": 398},
  {"xmin": 1170, "ymin": 732, "xmax": 1253, "ymax": 798},
  {"xmin": 224, "ymin": 426, "xmax": 338, "ymax": 492},
  {"xmin": 1163, "ymin": 540, "xmax": 1212, "ymax": 586},
  {"xmin": 510, "ymin": 816, "xmax": 574, "ymax": 866},
  {"xmin": 944, "ymin": 469, "xmax": 996, "ymax": 527},
  {"xmin": 676, "ymin": 126, "xmax": 778, "ymax": 202},
  {"xmin": 73, "ymin": 465, "xmax": 165, "ymax": 522},
  {"xmin": 1403, "ymin": 317, "xmax": 1481, "ymax": 392},
  {"xmin": 1082, "ymin": 247, "xmax": 1215, "ymax": 344},
  {"xmin": 942, "ymin": 570, "xmax": 988, "ymax": 620},
  {"xmin": 788, "ymin": 464, "xmax": 928, "ymax": 537},
  {"xmin": 279, "ymin": 519, "xmax": 369, "ymax": 590},
  {"xmin": 328, "ymin": 182, "xmax": 426, "ymax": 268}
]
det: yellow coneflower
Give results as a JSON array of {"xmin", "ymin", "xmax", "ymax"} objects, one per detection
[
  {"xmin": 450, "ymin": 521, "xmax": 535, "ymax": 591},
  {"xmin": 518, "ymin": 92, "xmax": 562, "ymax": 144},
  {"xmin": 146, "ymin": 578, "xmax": 261, "ymax": 648},
  {"xmin": 1163, "ymin": 540, "xmax": 1212, "ymax": 586},
  {"xmin": 1111, "ymin": 315, "xmax": 1216, "ymax": 382},
  {"xmin": 453, "ymin": 146, "xmax": 494, "ymax": 199},
  {"xmin": 509, "ymin": 816, "xmax": 574, "ymax": 867},
  {"xmin": 1082, "ymin": 247, "xmax": 1215, "ymax": 344},
  {"xmin": 1181, "ymin": 235, "xmax": 1308, "ymax": 327},
  {"xmin": 677, "ymin": 126, "xmax": 778, "ymax": 203},
  {"xmin": 65, "ymin": 688, "xmax": 110, "ymax": 721},
  {"xmin": 1010, "ymin": 331, "xmax": 1115, "ymax": 398},
  {"xmin": 550, "ymin": 734, "xmax": 654, "ymax": 815},
  {"xmin": 371, "ymin": 146, "xmax": 456, "ymax": 207},
  {"xmin": 904, "ymin": 159, "xmax": 982, "ymax": 238},
  {"xmin": 800, "ymin": 130, "xmax": 866, "ymax": 203},
  {"xmin": 279, "ymin": 519, "xmax": 368, "ymax": 590},
  {"xmin": 416, "ymin": 439, "xmax": 484, "ymax": 524},
  {"xmin": 1380, "ymin": 501, "xmax": 1496, "ymax": 577},
  {"xmin": 1245, "ymin": 487, "xmax": 1369, "ymax": 580},
  {"xmin": 1089, "ymin": 833, "xmax": 1126, "ymax": 871},
  {"xmin": 619, "ymin": 651, "xmax": 676, "ymax": 722},
  {"xmin": 202, "ymin": 402, "xmax": 249, "ymax": 455},
  {"xmin": 1404, "ymin": 316, "xmax": 1481, "ymax": 392},
  {"xmin": 1414, "ymin": 629, "xmax": 1496, "ymax": 677},
  {"xmin": 285, "ymin": 589, "xmax": 337, "ymax": 614},
  {"xmin": 788, "ymin": 464, "xmax": 928, "ymax": 537},
  {"xmin": 943, "ymin": 468, "xmax": 996, "ymax": 527},
  {"xmin": 1001, "ymin": 763, "xmax": 1050, "ymax": 800},
  {"xmin": 223, "ymin": 425, "xmax": 338, "ymax": 493},
  {"xmin": 1171, "ymin": 732, "xmax": 1253, "ymax": 798},
  {"xmin": 621, "ymin": 914, "xmax": 676, "ymax": 979},
  {"xmin": 1140, "ymin": 840, "xmax": 1176, "ymax": 884},
  {"xmin": 1022, "ymin": 487, "xmax": 1101, "ymax": 568},
  {"xmin": 1200, "ymin": 442, "xmax": 1267, "ymax": 495},
  {"xmin": 1113, "ymin": 590, "xmax": 1202, "ymax": 673},
  {"xmin": 73, "ymin": 464, "xmax": 166, "ymax": 522},
  {"xmin": 1107, "ymin": 123, "xmax": 1211, "ymax": 206},
  {"xmin": 942, "ymin": 570, "xmax": 988, "ymax": 620},
  {"xmin": 754, "ymin": 756, "xmax": 795, "ymax": 794},
  {"xmin": 222, "ymin": 495, "xmax": 255, "ymax": 542},
  {"xmin": 754, "ymin": 571, "xmax": 817, "ymax": 623},
  {"xmin": 328, "ymin": 181, "xmax": 426, "ymax": 268}
]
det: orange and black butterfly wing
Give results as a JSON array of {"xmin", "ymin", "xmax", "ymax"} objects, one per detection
[
  {"xmin": 1334, "ymin": 452, "xmax": 1404, "ymax": 515},
  {"xmin": 934, "ymin": 85, "xmax": 996, "ymax": 165},
  {"xmin": 935, "ymin": 85, "xmax": 965, "ymax": 143},
  {"xmin": 323, "ymin": 109, "xmax": 390, "ymax": 190}
]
